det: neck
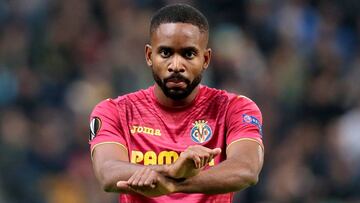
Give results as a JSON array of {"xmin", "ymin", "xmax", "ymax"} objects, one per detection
[{"xmin": 154, "ymin": 84, "xmax": 200, "ymax": 108}]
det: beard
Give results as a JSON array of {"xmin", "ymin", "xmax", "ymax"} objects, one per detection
[{"xmin": 153, "ymin": 71, "xmax": 202, "ymax": 100}]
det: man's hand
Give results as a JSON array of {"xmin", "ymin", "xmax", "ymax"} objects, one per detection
[
  {"xmin": 117, "ymin": 167, "xmax": 176, "ymax": 197},
  {"xmin": 168, "ymin": 146, "xmax": 221, "ymax": 179},
  {"xmin": 116, "ymin": 146, "xmax": 222, "ymax": 197}
]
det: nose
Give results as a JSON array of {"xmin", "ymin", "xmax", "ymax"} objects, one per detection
[{"xmin": 168, "ymin": 55, "xmax": 185, "ymax": 73}]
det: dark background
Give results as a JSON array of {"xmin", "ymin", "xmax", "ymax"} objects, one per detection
[{"xmin": 1, "ymin": 0, "xmax": 360, "ymax": 202}]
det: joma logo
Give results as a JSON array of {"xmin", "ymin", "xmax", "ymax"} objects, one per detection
[{"xmin": 130, "ymin": 125, "xmax": 161, "ymax": 136}]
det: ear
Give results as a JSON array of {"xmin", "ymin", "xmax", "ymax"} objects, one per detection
[
  {"xmin": 145, "ymin": 44, "xmax": 153, "ymax": 67},
  {"xmin": 203, "ymin": 48, "xmax": 212, "ymax": 70}
]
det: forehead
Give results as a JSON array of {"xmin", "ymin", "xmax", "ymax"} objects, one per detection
[{"xmin": 151, "ymin": 23, "xmax": 207, "ymax": 48}]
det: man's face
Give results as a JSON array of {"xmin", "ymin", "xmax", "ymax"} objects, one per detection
[{"xmin": 146, "ymin": 23, "xmax": 211, "ymax": 100}]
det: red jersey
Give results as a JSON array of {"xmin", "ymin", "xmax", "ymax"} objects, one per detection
[{"xmin": 89, "ymin": 85, "xmax": 263, "ymax": 203}]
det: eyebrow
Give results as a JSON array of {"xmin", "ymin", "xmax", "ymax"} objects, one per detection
[
  {"xmin": 157, "ymin": 46, "xmax": 172, "ymax": 51},
  {"xmin": 182, "ymin": 47, "xmax": 199, "ymax": 53},
  {"xmin": 157, "ymin": 45, "xmax": 199, "ymax": 53}
]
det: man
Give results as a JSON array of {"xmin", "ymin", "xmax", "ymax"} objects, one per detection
[{"xmin": 89, "ymin": 3, "xmax": 264, "ymax": 203}]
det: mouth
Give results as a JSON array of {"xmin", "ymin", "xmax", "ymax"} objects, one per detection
[
  {"xmin": 167, "ymin": 77, "xmax": 184, "ymax": 83},
  {"xmin": 165, "ymin": 76, "xmax": 188, "ymax": 89},
  {"xmin": 166, "ymin": 81, "xmax": 187, "ymax": 89}
]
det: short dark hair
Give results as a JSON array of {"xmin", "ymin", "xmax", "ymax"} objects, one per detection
[{"xmin": 150, "ymin": 4, "xmax": 209, "ymax": 36}]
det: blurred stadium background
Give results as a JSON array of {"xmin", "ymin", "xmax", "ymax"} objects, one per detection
[{"xmin": 1, "ymin": 0, "xmax": 360, "ymax": 202}]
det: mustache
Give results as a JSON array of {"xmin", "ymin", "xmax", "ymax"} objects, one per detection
[{"xmin": 164, "ymin": 73, "xmax": 190, "ymax": 84}]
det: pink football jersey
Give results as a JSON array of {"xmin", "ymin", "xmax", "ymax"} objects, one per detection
[{"xmin": 89, "ymin": 85, "xmax": 263, "ymax": 203}]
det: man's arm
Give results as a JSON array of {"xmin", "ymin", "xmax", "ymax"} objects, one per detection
[
  {"xmin": 92, "ymin": 143, "xmax": 220, "ymax": 193},
  {"xmin": 174, "ymin": 140, "xmax": 264, "ymax": 194},
  {"xmin": 92, "ymin": 144, "xmax": 170, "ymax": 193},
  {"xmin": 116, "ymin": 145, "xmax": 223, "ymax": 197}
]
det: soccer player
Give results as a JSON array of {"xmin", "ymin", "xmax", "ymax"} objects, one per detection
[{"xmin": 89, "ymin": 3, "xmax": 264, "ymax": 203}]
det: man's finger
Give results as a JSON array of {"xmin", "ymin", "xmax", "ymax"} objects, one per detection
[
  {"xmin": 117, "ymin": 181, "xmax": 130, "ymax": 189},
  {"xmin": 131, "ymin": 168, "xmax": 147, "ymax": 186},
  {"xmin": 144, "ymin": 170, "xmax": 157, "ymax": 188},
  {"xmin": 127, "ymin": 169, "xmax": 140, "ymax": 185},
  {"xmin": 138, "ymin": 168, "xmax": 153, "ymax": 187},
  {"xmin": 200, "ymin": 154, "xmax": 206, "ymax": 168},
  {"xmin": 193, "ymin": 155, "xmax": 201, "ymax": 169},
  {"xmin": 212, "ymin": 148, "xmax": 221, "ymax": 155},
  {"xmin": 203, "ymin": 155, "xmax": 210, "ymax": 167}
]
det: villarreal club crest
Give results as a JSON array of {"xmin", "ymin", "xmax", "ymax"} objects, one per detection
[{"xmin": 190, "ymin": 120, "xmax": 213, "ymax": 144}]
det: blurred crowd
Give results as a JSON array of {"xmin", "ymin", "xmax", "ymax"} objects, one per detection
[{"xmin": 1, "ymin": 0, "xmax": 360, "ymax": 202}]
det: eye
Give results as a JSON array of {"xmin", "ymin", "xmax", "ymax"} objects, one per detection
[
  {"xmin": 160, "ymin": 48, "xmax": 171, "ymax": 58},
  {"xmin": 183, "ymin": 50, "xmax": 196, "ymax": 59}
]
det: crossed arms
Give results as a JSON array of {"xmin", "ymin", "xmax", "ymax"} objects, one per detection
[{"xmin": 92, "ymin": 140, "xmax": 264, "ymax": 197}]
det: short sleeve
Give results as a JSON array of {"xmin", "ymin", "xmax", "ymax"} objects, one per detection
[
  {"xmin": 226, "ymin": 96, "xmax": 263, "ymax": 149},
  {"xmin": 89, "ymin": 98, "xmax": 127, "ymax": 156}
]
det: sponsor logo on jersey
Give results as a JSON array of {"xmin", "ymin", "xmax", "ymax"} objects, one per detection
[
  {"xmin": 89, "ymin": 117, "xmax": 101, "ymax": 141},
  {"xmin": 131, "ymin": 150, "xmax": 215, "ymax": 166},
  {"xmin": 130, "ymin": 125, "xmax": 161, "ymax": 136},
  {"xmin": 242, "ymin": 114, "xmax": 263, "ymax": 136},
  {"xmin": 190, "ymin": 120, "xmax": 213, "ymax": 144}
]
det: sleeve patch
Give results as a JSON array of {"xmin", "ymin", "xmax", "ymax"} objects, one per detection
[
  {"xmin": 89, "ymin": 117, "xmax": 102, "ymax": 141},
  {"xmin": 242, "ymin": 114, "xmax": 263, "ymax": 137}
]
